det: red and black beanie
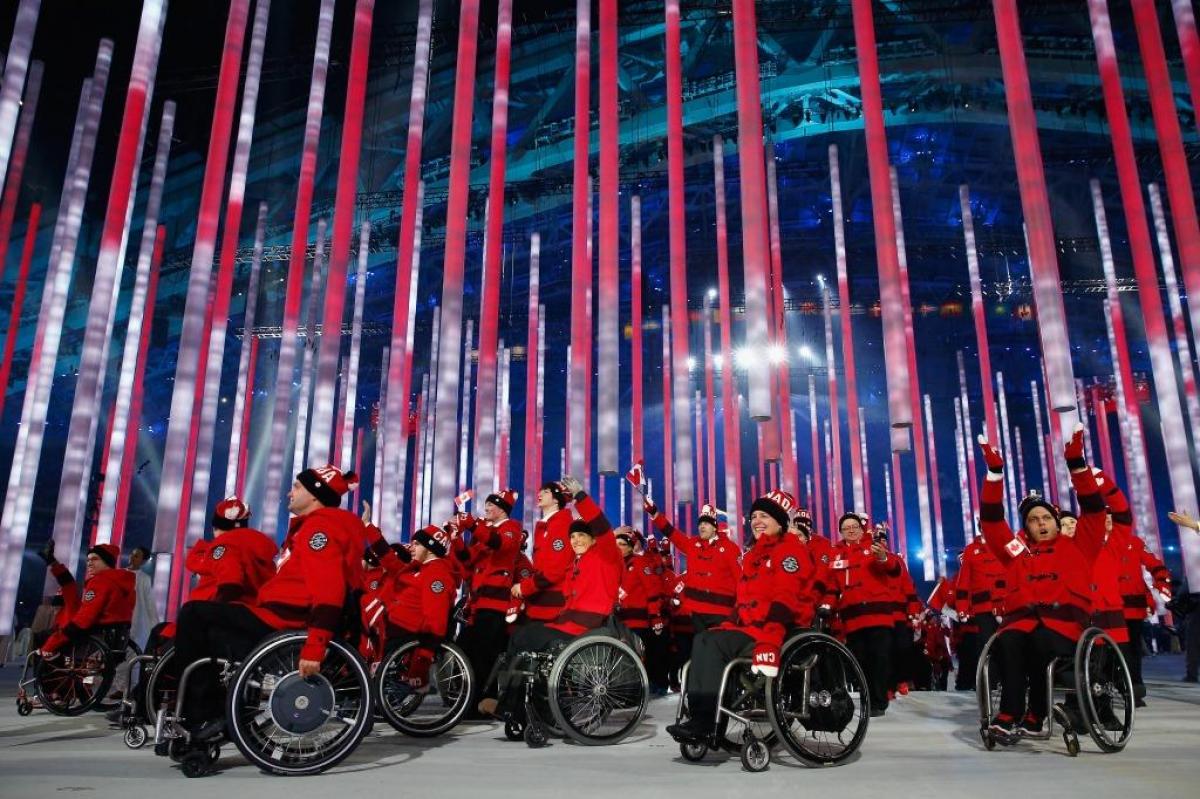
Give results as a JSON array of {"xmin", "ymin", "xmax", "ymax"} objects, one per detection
[
  {"xmin": 485, "ymin": 488, "xmax": 518, "ymax": 516},
  {"xmin": 749, "ymin": 490, "xmax": 797, "ymax": 531},
  {"xmin": 87, "ymin": 543, "xmax": 119, "ymax": 569},
  {"xmin": 1018, "ymin": 492, "xmax": 1060, "ymax": 529},
  {"xmin": 297, "ymin": 464, "xmax": 359, "ymax": 508},
  {"xmin": 212, "ymin": 496, "xmax": 251, "ymax": 531},
  {"xmin": 413, "ymin": 524, "xmax": 450, "ymax": 558}
]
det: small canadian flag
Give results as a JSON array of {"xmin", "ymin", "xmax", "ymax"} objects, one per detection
[
  {"xmin": 454, "ymin": 489, "xmax": 474, "ymax": 511},
  {"xmin": 1005, "ymin": 538, "xmax": 1026, "ymax": 558},
  {"xmin": 625, "ymin": 460, "xmax": 647, "ymax": 491}
]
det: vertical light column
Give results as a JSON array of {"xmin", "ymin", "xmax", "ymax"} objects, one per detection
[
  {"xmin": 664, "ymin": 0, "xmax": 694, "ymax": 502},
  {"xmin": 694, "ymin": 389, "xmax": 706, "ymax": 504},
  {"xmin": 712, "ymin": 137, "xmax": 744, "ymax": 524},
  {"xmin": 339, "ymin": 221, "xmax": 370, "ymax": 468},
  {"xmin": 0, "ymin": 49, "xmax": 110, "ymax": 632},
  {"xmin": 430, "ymin": 0, "xmax": 481, "ymax": 513},
  {"xmin": 458, "ymin": 320, "xmax": 474, "ymax": 492},
  {"xmin": 261, "ymin": 0, "xmax": 334, "ymax": 530},
  {"xmin": 1031, "ymin": 380, "xmax": 1051, "ymax": 499},
  {"xmin": 521, "ymin": 236, "xmax": 542, "ymax": 521},
  {"xmin": 808, "ymin": 375, "xmax": 823, "ymax": 537},
  {"xmin": 959, "ymin": 184, "xmax": 1000, "ymax": 444},
  {"xmin": 497, "ymin": 347, "xmax": 512, "ymax": 489},
  {"xmin": 474, "ymin": 0, "xmax": 514, "ymax": 497},
  {"xmin": 1093, "ymin": 182, "xmax": 1173, "ymax": 556},
  {"xmin": 179, "ymin": 0, "xmax": 271, "ymax": 571},
  {"xmin": 0, "ymin": 0, "xmax": 40, "ymax": 192},
  {"xmin": 309, "ymin": 0, "xmax": 374, "ymax": 465},
  {"xmin": 1103, "ymin": 307, "xmax": 1149, "ymax": 542},
  {"xmin": 97, "ymin": 103, "xmax": 174, "ymax": 542},
  {"xmin": 883, "ymin": 462, "xmax": 893, "ymax": 534},
  {"xmin": 661, "ymin": 306, "xmax": 675, "ymax": 514},
  {"xmin": 225, "ymin": 203, "xmax": 268, "ymax": 495},
  {"xmin": 596, "ymin": 0, "xmax": 619, "ymax": 477},
  {"xmin": 820, "ymin": 279, "xmax": 842, "ymax": 513},
  {"xmin": 383, "ymin": 0, "xmax": 433, "ymax": 534},
  {"xmin": 0, "ymin": 60, "xmax": 41, "ymax": 280},
  {"xmin": 765, "ymin": 152, "xmax": 794, "ymax": 487},
  {"xmin": 892, "ymin": 170, "xmax": 934, "ymax": 578},
  {"xmin": 849, "ymin": 0, "xmax": 912, "ymax": 432},
  {"xmin": 536, "ymin": 305, "xmax": 546, "ymax": 485},
  {"xmin": 703, "ymin": 299, "xmax": 718, "ymax": 504},
  {"xmin": 151, "ymin": 0, "xmax": 250, "ymax": 574},
  {"xmin": 824, "ymin": 421, "xmax": 835, "ymax": 532},
  {"xmin": 891, "ymin": 452, "xmax": 908, "ymax": 554},
  {"xmin": 372, "ymin": 347, "xmax": 389, "ymax": 516},
  {"xmin": 567, "ymin": 0, "xmax": 591, "ymax": 477},
  {"xmin": 0, "ymin": 199, "xmax": 40, "ymax": 402},
  {"xmin": 1131, "ymin": 0, "xmax": 1200, "ymax": 349},
  {"xmin": 1174, "ymin": 0, "xmax": 1200, "ymax": 134},
  {"xmin": 731, "ymin": 0, "xmax": 772, "ymax": 422},
  {"xmin": 858, "ymin": 406, "xmax": 873, "ymax": 518},
  {"xmin": 631, "ymin": 197, "xmax": 645, "ymax": 469},
  {"xmin": 997, "ymin": 372, "xmax": 1019, "ymax": 519},
  {"xmin": 923, "ymin": 395, "xmax": 945, "ymax": 577},
  {"xmin": 293, "ymin": 223, "xmax": 327, "ymax": 475},
  {"xmin": 953, "ymin": 398, "xmax": 974, "ymax": 541},
  {"xmin": 830, "ymin": 144, "xmax": 864, "ymax": 509},
  {"xmin": 956, "ymin": 351, "xmax": 980, "ymax": 521},
  {"xmin": 235, "ymin": 337, "xmax": 260, "ymax": 498},
  {"xmin": 1092, "ymin": 386, "xmax": 1118, "ymax": 481},
  {"xmin": 52, "ymin": 0, "xmax": 166, "ymax": 567},
  {"xmin": 991, "ymin": 0, "xmax": 1076, "ymax": 413}
]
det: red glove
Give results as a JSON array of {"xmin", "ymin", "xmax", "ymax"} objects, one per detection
[
  {"xmin": 977, "ymin": 435, "xmax": 1004, "ymax": 473},
  {"xmin": 651, "ymin": 618, "xmax": 665, "ymax": 635},
  {"xmin": 1064, "ymin": 422, "xmax": 1086, "ymax": 471},
  {"xmin": 456, "ymin": 512, "xmax": 476, "ymax": 531},
  {"xmin": 643, "ymin": 496, "xmax": 658, "ymax": 517},
  {"xmin": 751, "ymin": 644, "xmax": 780, "ymax": 678},
  {"xmin": 405, "ymin": 647, "xmax": 436, "ymax": 689}
]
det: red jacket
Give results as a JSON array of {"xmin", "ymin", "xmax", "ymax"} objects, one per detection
[
  {"xmin": 463, "ymin": 516, "xmax": 523, "ymax": 617},
  {"xmin": 1102, "ymin": 481, "xmax": 1171, "ymax": 619},
  {"xmin": 547, "ymin": 494, "xmax": 622, "ymax": 636},
  {"xmin": 955, "ymin": 537, "xmax": 1007, "ymax": 617},
  {"xmin": 518, "ymin": 508, "xmax": 574, "ymax": 621},
  {"xmin": 651, "ymin": 511, "xmax": 741, "ymax": 619},
  {"xmin": 384, "ymin": 556, "xmax": 455, "ymax": 644},
  {"xmin": 247, "ymin": 506, "xmax": 366, "ymax": 662},
  {"xmin": 928, "ymin": 575, "xmax": 955, "ymax": 614},
  {"xmin": 979, "ymin": 468, "xmax": 1104, "ymax": 641},
  {"xmin": 805, "ymin": 533, "xmax": 836, "ymax": 608},
  {"xmin": 42, "ymin": 564, "xmax": 136, "ymax": 653},
  {"xmin": 1091, "ymin": 539, "xmax": 1128, "ymax": 643},
  {"xmin": 890, "ymin": 557, "xmax": 923, "ymax": 622},
  {"xmin": 187, "ymin": 528, "xmax": 278, "ymax": 604},
  {"xmin": 829, "ymin": 540, "xmax": 903, "ymax": 635},
  {"xmin": 618, "ymin": 552, "xmax": 663, "ymax": 629},
  {"xmin": 716, "ymin": 532, "xmax": 815, "ymax": 649}
]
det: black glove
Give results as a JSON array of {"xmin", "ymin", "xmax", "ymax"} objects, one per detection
[{"xmin": 38, "ymin": 540, "xmax": 56, "ymax": 565}]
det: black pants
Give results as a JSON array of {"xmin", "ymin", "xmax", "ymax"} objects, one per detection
[
  {"xmin": 691, "ymin": 612, "xmax": 730, "ymax": 634},
  {"xmin": 456, "ymin": 609, "xmax": 512, "ymax": 702},
  {"xmin": 994, "ymin": 625, "xmax": 1073, "ymax": 722},
  {"xmin": 957, "ymin": 613, "xmax": 999, "ymax": 690},
  {"xmin": 495, "ymin": 623, "xmax": 574, "ymax": 716},
  {"xmin": 847, "ymin": 626, "xmax": 893, "ymax": 713},
  {"xmin": 635, "ymin": 628, "xmax": 670, "ymax": 691},
  {"xmin": 171, "ymin": 601, "xmax": 274, "ymax": 726},
  {"xmin": 669, "ymin": 630, "xmax": 693, "ymax": 690},
  {"xmin": 1186, "ymin": 614, "xmax": 1200, "ymax": 681},
  {"xmin": 1123, "ymin": 619, "xmax": 1146, "ymax": 699},
  {"xmin": 891, "ymin": 622, "xmax": 918, "ymax": 689},
  {"xmin": 683, "ymin": 629, "xmax": 755, "ymax": 728}
]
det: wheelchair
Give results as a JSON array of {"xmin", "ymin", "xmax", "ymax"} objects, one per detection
[
  {"xmin": 16, "ymin": 625, "xmax": 138, "ymax": 717},
  {"xmin": 152, "ymin": 631, "xmax": 373, "ymax": 777},
  {"xmin": 495, "ymin": 625, "xmax": 650, "ymax": 748},
  {"xmin": 372, "ymin": 639, "xmax": 475, "ymax": 737},
  {"xmin": 113, "ymin": 644, "xmax": 178, "ymax": 750},
  {"xmin": 673, "ymin": 630, "xmax": 870, "ymax": 772},
  {"xmin": 976, "ymin": 626, "xmax": 1134, "ymax": 756}
]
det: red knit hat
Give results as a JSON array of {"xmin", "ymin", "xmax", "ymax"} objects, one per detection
[
  {"xmin": 697, "ymin": 504, "xmax": 720, "ymax": 526},
  {"xmin": 212, "ymin": 496, "xmax": 251, "ymax": 530},
  {"xmin": 297, "ymin": 464, "xmax": 359, "ymax": 507},
  {"xmin": 413, "ymin": 524, "xmax": 450, "ymax": 558},
  {"xmin": 87, "ymin": 543, "xmax": 120, "ymax": 569},
  {"xmin": 485, "ymin": 488, "xmax": 518, "ymax": 516}
]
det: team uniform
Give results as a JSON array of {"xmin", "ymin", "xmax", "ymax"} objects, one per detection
[
  {"xmin": 517, "ymin": 501, "xmax": 574, "ymax": 623},
  {"xmin": 648, "ymin": 507, "xmax": 741, "ymax": 631},
  {"xmin": 829, "ymin": 535, "xmax": 903, "ymax": 714},
  {"xmin": 954, "ymin": 536, "xmax": 1006, "ymax": 689},
  {"xmin": 39, "ymin": 544, "xmax": 135, "ymax": 655}
]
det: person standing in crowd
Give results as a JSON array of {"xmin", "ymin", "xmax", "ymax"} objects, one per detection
[
  {"xmin": 954, "ymin": 528, "xmax": 1006, "ymax": 690},
  {"xmin": 830, "ymin": 512, "xmax": 902, "ymax": 717},
  {"xmin": 126, "ymin": 547, "xmax": 158, "ymax": 652},
  {"xmin": 644, "ymin": 499, "xmax": 741, "ymax": 632},
  {"xmin": 511, "ymin": 482, "xmax": 574, "ymax": 626}
]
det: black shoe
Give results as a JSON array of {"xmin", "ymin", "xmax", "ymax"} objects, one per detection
[
  {"xmin": 869, "ymin": 707, "xmax": 886, "ymax": 718},
  {"xmin": 104, "ymin": 706, "xmax": 126, "ymax": 725},
  {"xmin": 1134, "ymin": 697, "xmax": 1147, "ymax": 709},
  {"xmin": 665, "ymin": 719, "xmax": 709, "ymax": 744},
  {"xmin": 988, "ymin": 715, "xmax": 1018, "ymax": 745},
  {"xmin": 191, "ymin": 718, "xmax": 226, "ymax": 743}
]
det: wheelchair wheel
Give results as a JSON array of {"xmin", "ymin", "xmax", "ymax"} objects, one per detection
[
  {"xmin": 33, "ymin": 636, "xmax": 113, "ymax": 716},
  {"xmin": 96, "ymin": 641, "xmax": 140, "ymax": 712},
  {"xmin": 225, "ymin": 632, "xmax": 373, "ymax": 776},
  {"xmin": 740, "ymin": 734, "xmax": 771, "ymax": 772},
  {"xmin": 679, "ymin": 741, "xmax": 708, "ymax": 762},
  {"xmin": 765, "ymin": 632, "xmax": 869, "ymax": 767},
  {"xmin": 974, "ymin": 630, "xmax": 1004, "ymax": 733},
  {"xmin": 124, "ymin": 725, "xmax": 148, "ymax": 749},
  {"xmin": 373, "ymin": 641, "xmax": 474, "ymax": 737},
  {"xmin": 16, "ymin": 699, "xmax": 33, "ymax": 716},
  {"xmin": 504, "ymin": 718, "xmax": 525, "ymax": 741},
  {"xmin": 1074, "ymin": 628, "xmax": 1134, "ymax": 753},
  {"xmin": 142, "ymin": 647, "xmax": 177, "ymax": 725},
  {"xmin": 548, "ymin": 635, "xmax": 649, "ymax": 746}
]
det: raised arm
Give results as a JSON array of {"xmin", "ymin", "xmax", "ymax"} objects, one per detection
[
  {"xmin": 977, "ymin": 436, "xmax": 1023, "ymax": 565},
  {"xmin": 1064, "ymin": 424, "xmax": 1105, "ymax": 562}
]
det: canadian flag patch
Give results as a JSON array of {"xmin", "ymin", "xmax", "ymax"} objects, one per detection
[{"xmin": 1005, "ymin": 538, "xmax": 1026, "ymax": 557}]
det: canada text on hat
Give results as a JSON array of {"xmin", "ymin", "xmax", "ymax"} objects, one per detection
[
  {"xmin": 485, "ymin": 488, "xmax": 519, "ymax": 515},
  {"xmin": 298, "ymin": 464, "xmax": 360, "ymax": 507}
]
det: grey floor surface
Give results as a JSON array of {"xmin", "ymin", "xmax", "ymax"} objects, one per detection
[{"xmin": 0, "ymin": 653, "xmax": 1196, "ymax": 798}]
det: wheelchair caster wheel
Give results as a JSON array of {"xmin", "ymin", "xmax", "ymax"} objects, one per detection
[
  {"xmin": 16, "ymin": 700, "xmax": 32, "ymax": 717},
  {"xmin": 524, "ymin": 722, "xmax": 548, "ymax": 749},
  {"xmin": 679, "ymin": 741, "xmax": 708, "ymax": 762},
  {"xmin": 181, "ymin": 751, "xmax": 211, "ymax": 778},
  {"xmin": 504, "ymin": 719, "xmax": 525, "ymax": 742},
  {"xmin": 124, "ymin": 725, "xmax": 148, "ymax": 749},
  {"xmin": 740, "ymin": 737, "xmax": 770, "ymax": 772},
  {"xmin": 207, "ymin": 744, "xmax": 221, "ymax": 764},
  {"xmin": 1064, "ymin": 732, "xmax": 1080, "ymax": 758},
  {"xmin": 981, "ymin": 729, "xmax": 996, "ymax": 751}
]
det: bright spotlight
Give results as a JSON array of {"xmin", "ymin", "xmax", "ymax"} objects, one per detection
[
  {"xmin": 687, "ymin": 356, "xmax": 697, "ymax": 371},
  {"xmin": 712, "ymin": 354, "xmax": 724, "ymax": 368},
  {"xmin": 768, "ymin": 344, "xmax": 787, "ymax": 364},
  {"xmin": 707, "ymin": 287, "xmax": 718, "ymax": 299},
  {"xmin": 798, "ymin": 345, "xmax": 815, "ymax": 361}
]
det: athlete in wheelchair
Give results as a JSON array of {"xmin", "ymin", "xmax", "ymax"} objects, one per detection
[
  {"xmin": 110, "ymin": 497, "xmax": 277, "ymax": 747},
  {"xmin": 360, "ymin": 503, "xmax": 475, "ymax": 738},
  {"xmin": 667, "ymin": 490, "xmax": 870, "ymax": 772},
  {"xmin": 483, "ymin": 476, "xmax": 650, "ymax": 748},
  {"xmin": 974, "ymin": 427, "xmax": 1134, "ymax": 755},
  {"xmin": 17, "ymin": 541, "xmax": 136, "ymax": 717},
  {"xmin": 153, "ymin": 464, "xmax": 374, "ymax": 777}
]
